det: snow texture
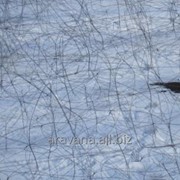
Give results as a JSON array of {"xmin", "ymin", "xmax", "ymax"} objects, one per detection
[{"xmin": 1, "ymin": 0, "xmax": 180, "ymax": 179}]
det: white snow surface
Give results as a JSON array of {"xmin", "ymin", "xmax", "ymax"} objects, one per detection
[{"xmin": 1, "ymin": 0, "xmax": 180, "ymax": 179}]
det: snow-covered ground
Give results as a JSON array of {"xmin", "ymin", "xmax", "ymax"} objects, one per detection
[{"xmin": 1, "ymin": 0, "xmax": 180, "ymax": 179}]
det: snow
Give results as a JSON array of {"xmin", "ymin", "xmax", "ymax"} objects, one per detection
[{"xmin": 1, "ymin": 0, "xmax": 180, "ymax": 179}]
